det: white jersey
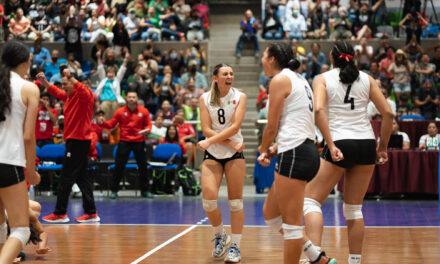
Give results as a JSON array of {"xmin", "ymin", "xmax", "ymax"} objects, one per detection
[
  {"xmin": 0, "ymin": 71, "xmax": 28, "ymax": 167},
  {"xmin": 323, "ymin": 69, "xmax": 375, "ymax": 141},
  {"xmin": 275, "ymin": 68, "xmax": 316, "ymax": 153},
  {"xmin": 202, "ymin": 88, "xmax": 244, "ymax": 159}
]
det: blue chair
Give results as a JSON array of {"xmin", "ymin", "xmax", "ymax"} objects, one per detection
[{"xmin": 37, "ymin": 144, "xmax": 65, "ymax": 171}]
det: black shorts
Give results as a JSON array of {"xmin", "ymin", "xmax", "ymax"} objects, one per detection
[
  {"xmin": 0, "ymin": 163, "xmax": 25, "ymax": 188},
  {"xmin": 321, "ymin": 139, "xmax": 376, "ymax": 169},
  {"xmin": 203, "ymin": 151, "xmax": 245, "ymax": 167},
  {"xmin": 275, "ymin": 139, "xmax": 320, "ymax": 182}
]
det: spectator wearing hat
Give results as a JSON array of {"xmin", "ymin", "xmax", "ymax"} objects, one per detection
[
  {"xmin": 179, "ymin": 60, "xmax": 208, "ymax": 91},
  {"xmin": 124, "ymin": 8, "xmax": 141, "ymax": 40},
  {"xmin": 388, "ymin": 49, "xmax": 413, "ymax": 105},
  {"xmin": 28, "ymin": 6, "xmax": 52, "ymax": 41},
  {"xmin": 415, "ymin": 78, "xmax": 439, "ymax": 120}
]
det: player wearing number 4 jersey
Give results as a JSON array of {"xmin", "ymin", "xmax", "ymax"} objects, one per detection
[
  {"xmin": 197, "ymin": 64, "xmax": 246, "ymax": 263},
  {"xmin": 303, "ymin": 41, "xmax": 393, "ymax": 264}
]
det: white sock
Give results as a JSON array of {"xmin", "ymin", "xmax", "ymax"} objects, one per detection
[
  {"xmin": 302, "ymin": 240, "xmax": 321, "ymax": 262},
  {"xmin": 213, "ymin": 223, "xmax": 224, "ymax": 237},
  {"xmin": 231, "ymin": 234, "xmax": 242, "ymax": 248},
  {"xmin": 348, "ymin": 254, "xmax": 362, "ymax": 264}
]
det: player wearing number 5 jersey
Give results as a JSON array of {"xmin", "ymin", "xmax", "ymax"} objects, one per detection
[
  {"xmin": 197, "ymin": 64, "xmax": 246, "ymax": 263},
  {"xmin": 303, "ymin": 41, "xmax": 393, "ymax": 264}
]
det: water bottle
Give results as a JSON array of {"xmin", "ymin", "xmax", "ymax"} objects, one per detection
[
  {"xmin": 178, "ymin": 186, "xmax": 183, "ymax": 197},
  {"xmin": 29, "ymin": 185, "xmax": 35, "ymax": 201}
]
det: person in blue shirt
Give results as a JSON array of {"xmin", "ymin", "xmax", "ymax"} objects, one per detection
[
  {"xmin": 236, "ymin": 9, "xmax": 260, "ymax": 58},
  {"xmin": 29, "ymin": 38, "xmax": 51, "ymax": 69},
  {"xmin": 43, "ymin": 49, "xmax": 67, "ymax": 80}
]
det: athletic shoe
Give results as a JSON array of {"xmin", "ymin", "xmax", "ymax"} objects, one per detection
[
  {"xmin": 311, "ymin": 252, "xmax": 337, "ymax": 264},
  {"xmin": 212, "ymin": 231, "xmax": 231, "ymax": 258},
  {"xmin": 42, "ymin": 213, "xmax": 70, "ymax": 223},
  {"xmin": 75, "ymin": 212, "xmax": 100, "ymax": 223},
  {"xmin": 224, "ymin": 244, "xmax": 241, "ymax": 263}
]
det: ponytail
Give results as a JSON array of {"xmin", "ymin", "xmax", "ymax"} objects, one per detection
[
  {"xmin": 331, "ymin": 41, "xmax": 359, "ymax": 85},
  {"xmin": 267, "ymin": 42, "xmax": 300, "ymax": 72},
  {"xmin": 0, "ymin": 62, "xmax": 11, "ymax": 122}
]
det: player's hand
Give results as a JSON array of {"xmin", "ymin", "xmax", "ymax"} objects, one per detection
[
  {"xmin": 376, "ymin": 150, "xmax": 388, "ymax": 165},
  {"xmin": 197, "ymin": 139, "xmax": 210, "ymax": 151},
  {"xmin": 36, "ymin": 72, "xmax": 50, "ymax": 88},
  {"xmin": 27, "ymin": 171, "xmax": 41, "ymax": 186},
  {"xmin": 36, "ymin": 247, "xmax": 52, "ymax": 254},
  {"xmin": 230, "ymin": 141, "xmax": 244, "ymax": 152},
  {"xmin": 257, "ymin": 152, "xmax": 271, "ymax": 167},
  {"xmin": 329, "ymin": 145, "xmax": 344, "ymax": 162}
]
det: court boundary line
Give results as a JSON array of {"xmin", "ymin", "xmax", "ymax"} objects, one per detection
[{"xmin": 130, "ymin": 217, "xmax": 209, "ymax": 264}]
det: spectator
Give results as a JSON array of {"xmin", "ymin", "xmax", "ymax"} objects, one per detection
[
  {"xmin": 66, "ymin": 53, "xmax": 84, "ymax": 80},
  {"xmin": 128, "ymin": 65, "xmax": 155, "ymax": 111},
  {"xmin": 415, "ymin": 78, "xmax": 439, "ymax": 120},
  {"xmin": 64, "ymin": 15, "xmax": 83, "ymax": 63},
  {"xmin": 185, "ymin": 41, "xmax": 206, "ymax": 71},
  {"xmin": 291, "ymin": 38, "xmax": 306, "ymax": 61},
  {"xmin": 123, "ymin": 8, "xmax": 141, "ymax": 40},
  {"xmin": 140, "ymin": 7, "xmax": 161, "ymax": 41},
  {"xmin": 430, "ymin": 46, "xmax": 440, "ymax": 82},
  {"xmin": 0, "ymin": 4, "xmax": 8, "ymax": 42},
  {"xmin": 400, "ymin": 12, "xmax": 428, "ymax": 44},
  {"xmin": 145, "ymin": 39, "xmax": 162, "ymax": 63},
  {"xmin": 367, "ymin": 86, "xmax": 397, "ymax": 120},
  {"xmin": 329, "ymin": 6, "xmax": 352, "ymax": 40},
  {"xmin": 185, "ymin": 9, "xmax": 204, "ymax": 41},
  {"xmin": 179, "ymin": 60, "xmax": 208, "ymax": 91},
  {"xmin": 353, "ymin": 1, "xmax": 383, "ymax": 39},
  {"xmin": 91, "ymin": 35, "xmax": 109, "ymax": 63},
  {"xmin": 160, "ymin": 7, "xmax": 184, "ymax": 41},
  {"xmin": 86, "ymin": 9, "xmax": 113, "ymax": 42},
  {"xmin": 179, "ymin": 96, "xmax": 203, "ymax": 139},
  {"xmin": 149, "ymin": 0, "xmax": 169, "ymax": 20},
  {"xmin": 306, "ymin": 42, "xmax": 326, "ymax": 81},
  {"xmin": 284, "ymin": 5, "xmax": 307, "ymax": 40},
  {"xmin": 8, "ymin": 7, "xmax": 30, "ymax": 40},
  {"xmin": 30, "ymin": 37, "xmax": 51, "ymax": 69},
  {"xmin": 112, "ymin": 17, "xmax": 131, "ymax": 52},
  {"xmin": 307, "ymin": 6, "xmax": 327, "ymax": 39},
  {"xmin": 373, "ymin": 35, "xmax": 395, "ymax": 62},
  {"xmin": 105, "ymin": 7, "xmax": 118, "ymax": 32},
  {"xmin": 91, "ymin": 110, "xmax": 110, "ymax": 144},
  {"xmin": 174, "ymin": 109, "xmax": 196, "ymax": 168},
  {"xmin": 368, "ymin": 61, "xmax": 385, "ymax": 83},
  {"xmin": 101, "ymin": 90, "xmax": 153, "ymax": 199},
  {"xmin": 396, "ymin": 93, "xmax": 412, "ymax": 118},
  {"xmin": 354, "ymin": 37, "xmax": 373, "ymax": 71},
  {"xmin": 39, "ymin": 70, "xmax": 99, "ymax": 224},
  {"xmin": 127, "ymin": 0, "xmax": 149, "ymax": 19},
  {"xmin": 95, "ymin": 51, "xmax": 129, "ymax": 121},
  {"xmin": 379, "ymin": 47, "xmax": 395, "ymax": 86},
  {"xmin": 173, "ymin": 0, "xmax": 191, "ymax": 22},
  {"xmin": 156, "ymin": 100, "xmax": 176, "ymax": 125},
  {"xmin": 161, "ymin": 49, "xmax": 185, "ymax": 77},
  {"xmin": 151, "ymin": 115, "xmax": 167, "ymax": 139},
  {"xmin": 177, "ymin": 78, "xmax": 204, "ymax": 105},
  {"xmin": 383, "ymin": 118, "xmax": 410, "ymax": 150},
  {"xmin": 418, "ymin": 122, "xmax": 440, "ymax": 150},
  {"xmin": 159, "ymin": 124, "xmax": 186, "ymax": 154},
  {"xmin": 43, "ymin": 49, "xmax": 67, "ymax": 80},
  {"xmin": 52, "ymin": 22, "xmax": 65, "ymax": 42},
  {"xmin": 28, "ymin": 6, "xmax": 52, "ymax": 41},
  {"xmin": 256, "ymin": 88, "xmax": 268, "ymax": 113},
  {"xmin": 236, "ymin": 9, "xmax": 260, "ymax": 57},
  {"xmin": 153, "ymin": 71, "xmax": 177, "ymax": 107},
  {"xmin": 191, "ymin": 0, "xmax": 209, "ymax": 29},
  {"xmin": 403, "ymin": 34, "xmax": 423, "ymax": 63},
  {"xmin": 262, "ymin": 6, "xmax": 283, "ymax": 40},
  {"xmin": 258, "ymin": 70, "xmax": 270, "ymax": 93},
  {"xmin": 415, "ymin": 53, "xmax": 436, "ymax": 86},
  {"xmin": 45, "ymin": 0, "xmax": 65, "ymax": 25},
  {"xmin": 36, "ymin": 93, "xmax": 58, "ymax": 147},
  {"xmin": 389, "ymin": 49, "xmax": 413, "ymax": 104}
]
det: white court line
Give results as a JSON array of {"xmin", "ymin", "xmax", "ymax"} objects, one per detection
[{"xmin": 130, "ymin": 217, "xmax": 209, "ymax": 264}]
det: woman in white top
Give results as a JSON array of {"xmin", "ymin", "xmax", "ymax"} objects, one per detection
[
  {"xmin": 258, "ymin": 43, "xmax": 335, "ymax": 264},
  {"xmin": 197, "ymin": 64, "xmax": 246, "ymax": 263},
  {"xmin": 303, "ymin": 41, "xmax": 393, "ymax": 264},
  {"xmin": 0, "ymin": 40, "xmax": 40, "ymax": 263}
]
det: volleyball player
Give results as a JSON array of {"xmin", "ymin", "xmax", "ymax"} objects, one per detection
[
  {"xmin": 0, "ymin": 40, "xmax": 41, "ymax": 263},
  {"xmin": 258, "ymin": 43, "xmax": 336, "ymax": 264},
  {"xmin": 303, "ymin": 41, "xmax": 393, "ymax": 264},
  {"xmin": 197, "ymin": 64, "xmax": 246, "ymax": 263}
]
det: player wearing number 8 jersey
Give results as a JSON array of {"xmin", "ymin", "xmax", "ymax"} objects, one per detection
[
  {"xmin": 197, "ymin": 64, "xmax": 246, "ymax": 263},
  {"xmin": 303, "ymin": 41, "xmax": 394, "ymax": 264}
]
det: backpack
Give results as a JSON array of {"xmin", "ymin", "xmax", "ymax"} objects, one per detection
[{"xmin": 178, "ymin": 166, "xmax": 201, "ymax": 196}]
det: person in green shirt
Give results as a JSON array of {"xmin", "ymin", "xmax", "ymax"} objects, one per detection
[
  {"xmin": 180, "ymin": 96, "xmax": 203, "ymax": 140},
  {"xmin": 148, "ymin": 0, "xmax": 169, "ymax": 20}
]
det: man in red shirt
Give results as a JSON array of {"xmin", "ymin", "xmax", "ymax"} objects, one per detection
[
  {"xmin": 36, "ymin": 92, "xmax": 57, "ymax": 147},
  {"xmin": 37, "ymin": 70, "xmax": 99, "ymax": 223},
  {"xmin": 102, "ymin": 90, "xmax": 152, "ymax": 199},
  {"xmin": 91, "ymin": 110, "xmax": 110, "ymax": 144},
  {"xmin": 174, "ymin": 109, "xmax": 196, "ymax": 167}
]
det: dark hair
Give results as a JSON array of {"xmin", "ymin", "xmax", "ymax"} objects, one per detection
[
  {"xmin": 165, "ymin": 124, "xmax": 179, "ymax": 142},
  {"xmin": 7, "ymin": 222, "xmax": 42, "ymax": 245},
  {"xmin": 40, "ymin": 92, "xmax": 51, "ymax": 99},
  {"xmin": 331, "ymin": 41, "xmax": 359, "ymax": 84},
  {"xmin": 0, "ymin": 40, "xmax": 30, "ymax": 122},
  {"xmin": 266, "ymin": 42, "xmax": 300, "ymax": 72}
]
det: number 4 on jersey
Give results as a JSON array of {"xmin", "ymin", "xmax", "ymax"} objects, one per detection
[{"xmin": 344, "ymin": 84, "xmax": 355, "ymax": 110}]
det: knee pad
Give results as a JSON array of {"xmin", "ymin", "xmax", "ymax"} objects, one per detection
[
  {"xmin": 229, "ymin": 199, "xmax": 243, "ymax": 212},
  {"xmin": 9, "ymin": 226, "xmax": 30, "ymax": 248},
  {"xmin": 343, "ymin": 203, "xmax": 363, "ymax": 220},
  {"xmin": 0, "ymin": 222, "xmax": 7, "ymax": 243},
  {"xmin": 282, "ymin": 224, "xmax": 303, "ymax": 240},
  {"xmin": 265, "ymin": 216, "xmax": 282, "ymax": 233},
  {"xmin": 303, "ymin": 198, "xmax": 322, "ymax": 216},
  {"xmin": 202, "ymin": 199, "xmax": 218, "ymax": 212}
]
